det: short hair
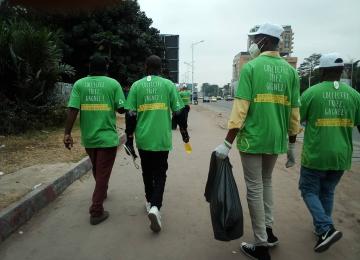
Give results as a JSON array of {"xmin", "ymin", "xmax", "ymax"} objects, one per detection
[
  {"xmin": 146, "ymin": 55, "xmax": 162, "ymax": 71},
  {"xmin": 89, "ymin": 54, "xmax": 108, "ymax": 73},
  {"xmin": 322, "ymin": 66, "xmax": 344, "ymax": 75}
]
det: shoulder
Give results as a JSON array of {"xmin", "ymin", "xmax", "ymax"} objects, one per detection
[
  {"xmin": 302, "ymin": 83, "xmax": 321, "ymax": 97},
  {"xmin": 342, "ymin": 83, "xmax": 360, "ymax": 100},
  {"xmin": 72, "ymin": 77, "xmax": 88, "ymax": 89},
  {"xmin": 103, "ymin": 76, "xmax": 121, "ymax": 87}
]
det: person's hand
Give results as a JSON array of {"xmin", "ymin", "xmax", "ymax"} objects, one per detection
[
  {"xmin": 214, "ymin": 141, "xmax": 231, "ymax": 159},
  {"xmin": 125, "ymin": 136, "xmax": 137, "ymax": 159},
  {"xmin": 180, "ymin": 128, "xmax": 190, "ymax": 143},
  {"xmin": 63, "ymin": 134, "xmax": 73, "ymax": 150},
  {"xmin": 286, "ymin": 142, "xmax": 296, "ymax": 168}
]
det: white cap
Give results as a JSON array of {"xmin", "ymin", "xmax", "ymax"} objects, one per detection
[
  {"xmin": 248, "ymin": 23, "xmax": 284, "ymax": 40},
  {"xmin": 317, "ymin": 53, "xmax": 344, "ymax": 68}
]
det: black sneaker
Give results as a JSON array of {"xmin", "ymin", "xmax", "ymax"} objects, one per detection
[
  {"xmin": 266, "ymin": 227, "xmax": 279, "ymax": 247},
  {"xmin": 314, "ymin": 227, "xmax": 342, "ymax": 253},
  {"xmin": 240, "ymin": 242, "xmax": 271, "ymax": 260},
  {"xmin": 90, "ymin": 211, "xmax": 109, "ymax": 225}
]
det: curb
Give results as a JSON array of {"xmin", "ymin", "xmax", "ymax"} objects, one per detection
[{"xmin": 0, "ymin": 157, "xmax": 92, "ymax": 243}]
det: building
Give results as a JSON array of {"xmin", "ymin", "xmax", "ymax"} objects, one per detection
[
  {"xmin": 160, "ymin": 34, "xmax": 179, "ymax": 83},
  {"xmin": 247, "ymin": 25, "xmax": 294, "ymax": 56}
]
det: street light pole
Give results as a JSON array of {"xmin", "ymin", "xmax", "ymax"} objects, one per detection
[
  {"xmin": 191, "ymin": 40, "xmax": 204, "ymax": 103},
  {"xmin": 351, "ymin": 60, "xmax": 360, "ymax": 87}
]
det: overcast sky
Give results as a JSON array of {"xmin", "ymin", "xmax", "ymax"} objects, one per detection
[{"xmin": 138, "ymin": 0, "xmax": 360, "ymax": 87}]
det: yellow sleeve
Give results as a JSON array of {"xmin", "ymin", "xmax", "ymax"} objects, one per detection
[
  {"xmin": 288, "ymin": 107, "xmax": 301, "ymax": 136},
  {"xmin": 227, "ymin": 98, "xmax": 250, "ymax": 129}
]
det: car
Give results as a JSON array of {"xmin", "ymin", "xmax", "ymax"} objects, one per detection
[
  {"xmin": 225, "ymin": 95, "xmax": 234, "ymax": 101},
  {"xmin": 203, "ymin": 96, "xmax": 210, "ymax": 103},
  {"xmin": 210, "ymin": 96, "xmax": 217, "ymax": 102}
]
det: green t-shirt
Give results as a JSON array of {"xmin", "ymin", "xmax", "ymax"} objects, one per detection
[
  {"xmin": 68, "ymin": 75, "xmax": 126, "ymax": 148},
  {"xmin": 300, "ymin": 81, "xmax": 360, "ymax": 171},
  {"xmin": 179, "ymin": 90, "xmax": 191, "ymax": 105},
  {"xmin": 235, "ymin": 54, "xmax": 300, "ymax": 154},
  {"xmin": 125, "ymin": 75, "xmax": 184, "ymax": 151}
]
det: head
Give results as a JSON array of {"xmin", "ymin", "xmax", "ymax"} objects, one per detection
[
  {"xmin": 145, "ymin": 55, "xmax": 162, "ymax": 75},
  {"xmin": 248, "ymin": 23, "xmax": 283, "ymax": 58},
  {"xmin": 253, "ymin": 34, "xmax": 280, "ymax": 52},
  {"xmin": 317, "ymin": 53, "xmax": 344, "ymax": 82},
  {"xmin": 89, "ymin": 55, "xmax": 108, "ymax": 75}
]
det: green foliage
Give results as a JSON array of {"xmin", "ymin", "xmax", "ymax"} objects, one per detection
[
  {"xmin": 0, "ymin": 16, "xmax": 75, "ymax": 134},
  {"xmin": 0, "ymin": 0, "xmax": 163, "ymax": 134},
  {"xmin": 201, "ymin": 83, "xmax": 220, "ymax": 97},
  {"xmin": 297, "ymin": 53, "xmax": 321, "ymax": 93},
  {"xmin": 45, "ymin": 1, "xmax": 164, "ymax": 84}
]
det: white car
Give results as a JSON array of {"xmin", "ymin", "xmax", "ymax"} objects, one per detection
[{"xmin": 210, "ymin": 96, "xmax": 217, "ymax": 102}]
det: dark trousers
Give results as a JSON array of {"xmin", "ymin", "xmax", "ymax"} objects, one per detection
[
  {"xmin": 139, "ymin": 150, "xmax": 169, "ymax": 209},
  {"xmin": 85, "ymin": 147, "xmax": 117, "ymax": 217}
]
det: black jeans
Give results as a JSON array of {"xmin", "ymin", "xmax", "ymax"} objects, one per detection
[{"xmin": 138, "ymin": 150, "xmax": 169, "ymax": 209}]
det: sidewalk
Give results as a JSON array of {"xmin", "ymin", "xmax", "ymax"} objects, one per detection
[{"xmin": 0, "ymin": 106, "xmax": 359, "ymax": 260}]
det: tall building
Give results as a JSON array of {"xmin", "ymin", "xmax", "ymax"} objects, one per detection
[
  {"xmin": 160, "ymin": 34, "xmax": 179, "ymax": 83},
  {"xmin": 247, "ymin": 25, "xmax": 294, "ymax": 56}
]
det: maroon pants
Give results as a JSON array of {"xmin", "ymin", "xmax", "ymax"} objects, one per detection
[{"xmin": 85, "ymin": 147, "xmax": 117, "ymax": 217}]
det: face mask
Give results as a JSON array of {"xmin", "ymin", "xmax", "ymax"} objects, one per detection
[{"xmin": 249, "ymin": 37, "xmax": 265, "ymax": 58}]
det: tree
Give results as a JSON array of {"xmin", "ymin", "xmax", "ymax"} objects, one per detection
[
  {"xmin": 201, "ymin": 83, "xmax": 219, "ymax": 96},
  {"xmin": 297, "ymin": 53, "xmax": 321, "ymax": 92},
  {"xmin": 0, "ymin": 18, "xmax": 75, "ymax": 134},
  {"xmin": 222, "ymin": 83, "xmax": 231, "ymax": 96},
  {"xmin": 43, "ymin": 1, "xmax": 164, "ymax": 84}
]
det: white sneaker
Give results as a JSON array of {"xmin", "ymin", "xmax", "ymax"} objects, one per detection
[
  {"xmin": 148, "ymin": 206, "xmax": 161, "ymax": 233},
  {"xmin": 145, "ymin": 202, "xmax": 151, "ymax": 213}
]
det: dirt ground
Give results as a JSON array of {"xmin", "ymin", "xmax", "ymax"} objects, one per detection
[{"xmin": 0, "ymin": 116, "xmax": 125, "ymax": 175}]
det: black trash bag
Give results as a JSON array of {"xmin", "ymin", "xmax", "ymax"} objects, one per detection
[{"xmin": 204, "ymin": 151, "xmax": 243, "ymax": 241}]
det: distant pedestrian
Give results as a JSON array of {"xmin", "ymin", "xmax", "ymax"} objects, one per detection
[
  {"xmin": 295, "ymin": 53, "xmax": 360, "ymax": 252},
  {"xmin": 178, "ymin": 85, "xmax": 191, "ymax": 126},
  {"xmin": 64, "ymin": 55, "xmax": 126, "ymax": 225},
  {"xmin": 214, "ymin": 23, "xmax": 301, "ymax": 260},
  {"xmin": 125, "ymin": 55, "xmax": 189, "ymax": 233}
]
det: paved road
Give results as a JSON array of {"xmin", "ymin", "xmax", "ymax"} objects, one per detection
[
  {"xmin": 0, "ymin": 106, "xmax": 359, "ymax": 260},
  {"xmin": 202, "ymin": 100, "xmax": 360, "ymax": 161}
]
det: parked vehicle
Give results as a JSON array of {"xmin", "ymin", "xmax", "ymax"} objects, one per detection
[
  {"xmin": 203, "ymin": 96, "xmax": 210, "ymax": 103},
  {"xmin": 225, "ymin": 95, "xmax": 234, "ymax": 101},
  {"xmin": 217, "ymin": 96, "xmax": 223, "ymax": 100},
  {"xmin": 211, "ymin": 96, "xmax": 217, "ymax": 102}
]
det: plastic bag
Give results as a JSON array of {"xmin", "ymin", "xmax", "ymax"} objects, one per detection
[{"xmin": 205, "ymin": 151, "xmax": 243, "ymax": 241}]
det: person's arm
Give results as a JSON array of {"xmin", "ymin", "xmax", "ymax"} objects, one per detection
[
  {"xmin": 215, "ymin": 99, "xmax": 250, "ymax": 159},
  {"xmin": 215, "ymin": 64, "xmax": 252, "ymax": 159},
  {"xmin": 64, "ymin": 108, "xmax": 79, "ymax": 150},
  {"xmin": 124, "ymin": 84, "xmax": 138, "ymax": 158},
  {"xmin": 64, "ymin": 83, "xmax": 81, "ymax": 150},
  {"xmin": 286, "ymin": 72, "xmax": 301, "ymax": 167},
  {"xmin": 115, "ymin": 81, "xmax": 126, "ymax": 114}
]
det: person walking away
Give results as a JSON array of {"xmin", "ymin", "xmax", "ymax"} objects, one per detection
[
  {"xmin": 179, "ymin": 85, "xmax": 192, "ymax": 127},
  {"xmin": 292, "ymin": 53, "xmax": 360, "ymax": 252},
  {"xmin": 125, "ymin": 55, "xmax": 189, "ymax": 233},
  {"xmin": 214, "ymin": 23, "xmax": 301, "ymax": 260},
  {"xmin": 64, "ymin": 55, "xmax": 126, "ymax": 225}
]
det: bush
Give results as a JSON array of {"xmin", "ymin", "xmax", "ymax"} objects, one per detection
[{"xmin": 0, "ymin": 16, "xmax": 74, "ymax": 135}]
